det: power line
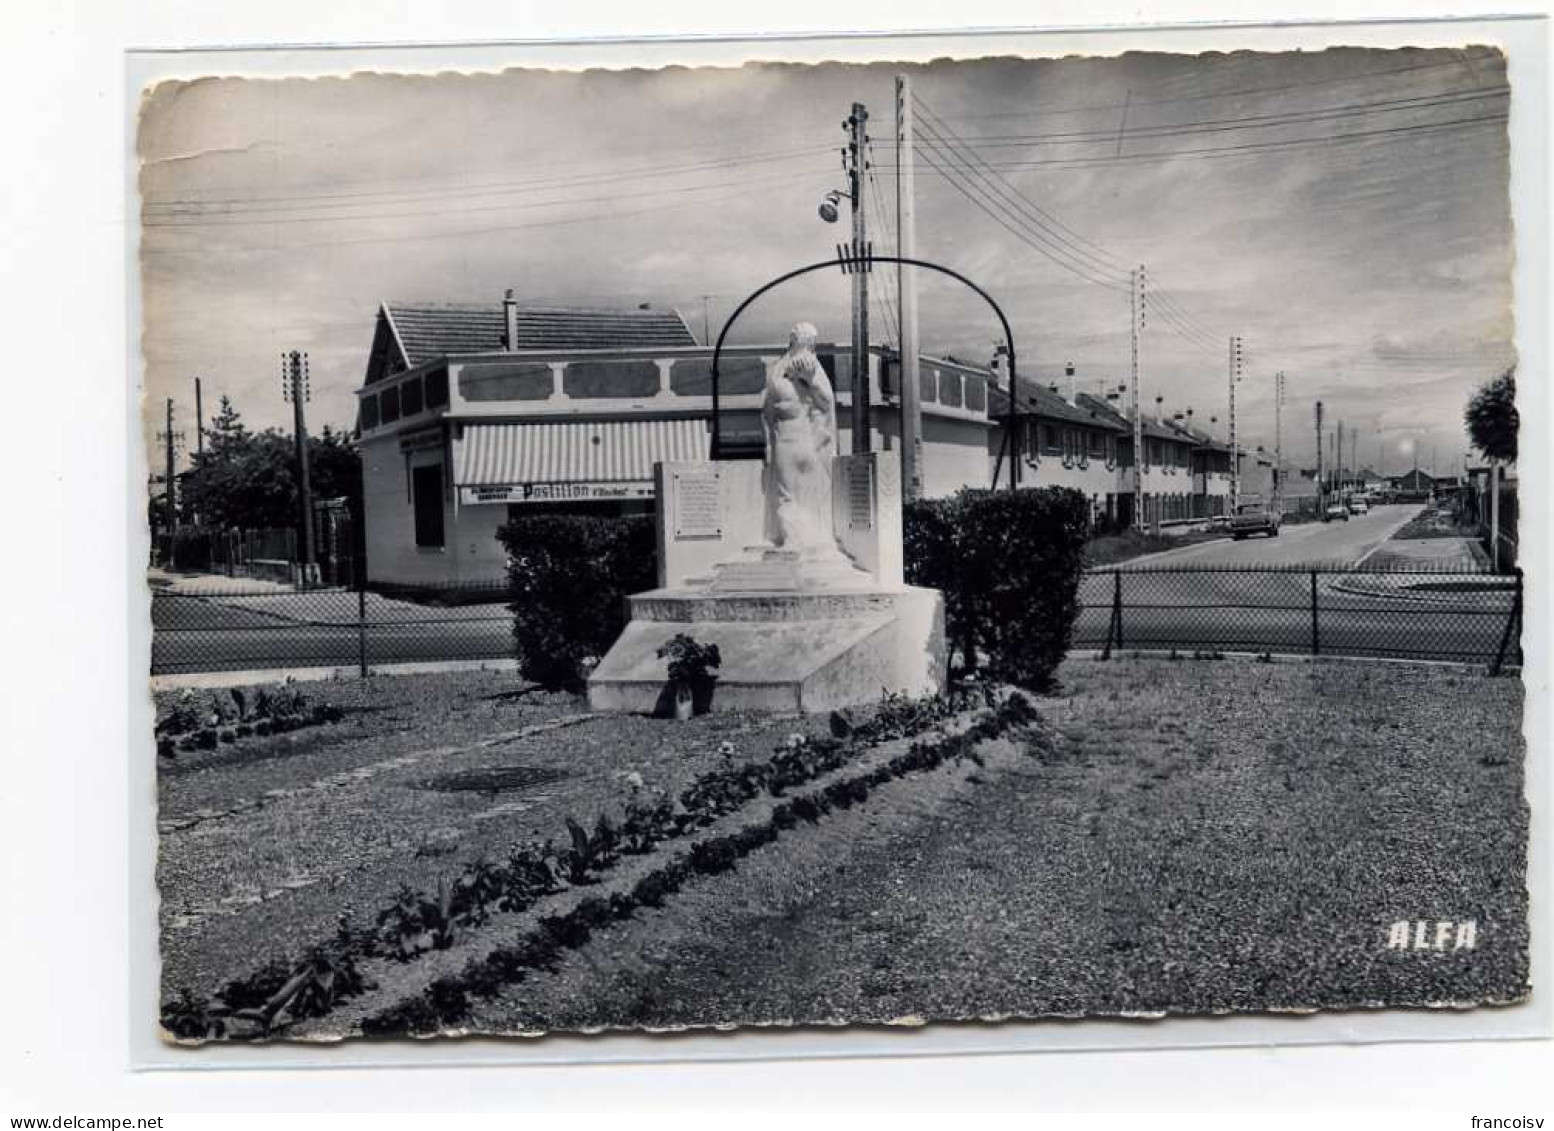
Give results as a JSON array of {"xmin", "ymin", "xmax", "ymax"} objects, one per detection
[
  {"xmin": 879, "ymin": 112, "xmax": 1508, "ymax": 172},
  {"xmin": 913, "ymin": 140, "xmax": 1131, "ymax": 294},
  {"xmin": 143, "ymin": 161, "xmax": 834, "ymax": 230},
  {"xmin": 915, "ymin": 87, "xmax": 1507, "ymax": 147},
  {"xmin": 142, "ymin": 131, "xmax": 831, "ymax": 204},
  {"xmin": 144, "ymin": 144, "xmax": 837, "ymax": 217},
  {"xmin": 923, "ymin": 51, "xmax": 1503, "ymax": 121},
  {"xmin": 140, "ymin": 170, "xmax": 829, "ymax": 254},
  {"xmin": 913, "ymin": 96, "xmax": 1131, "ymax": 273}
]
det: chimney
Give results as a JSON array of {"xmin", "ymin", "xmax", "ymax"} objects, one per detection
[
  {"xmin": 1105, "ymin": 389, "xmax": 1120, "ymax": 402},
  {"xmin": 503, "ymin": 289, "xmax": 518, "ymax": 352},
  {"xmin": 1154, "ymin": 394, "xmax": 1165, "ymax": 423},
  {"xmin": 1065, "ymin": 361, "xmax": 1076, "ymax": 403}
]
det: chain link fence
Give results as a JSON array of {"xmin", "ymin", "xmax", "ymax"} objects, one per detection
[
  {"xmin": 1074, "ymin": 565, "xmax": 1522, "ymax": 672},
  {"xmin": 149, "ymin": 580, "xmax": 512, "ymax": 676},
  {"xmin": 150, "ymin": 565, "xmax": 1524, "ymax": 679}
]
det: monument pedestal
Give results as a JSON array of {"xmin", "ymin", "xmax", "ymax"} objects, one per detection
[
  {"xmin": 586, "ymin": 584, "xmax": 945, "ymax": 714},
  {"xmin": 587, "ymin": 451, "xmax": 947, "ymax": 715}
]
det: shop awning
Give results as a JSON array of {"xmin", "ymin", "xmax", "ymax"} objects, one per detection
[{"xmin": 456, "ymin": 418, "xmax": 710, "ymax": 499}]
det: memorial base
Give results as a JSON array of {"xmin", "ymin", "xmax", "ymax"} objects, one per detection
[{"xmin": 587, "ymin": 585, "xmax": 946, "ymax": 715}]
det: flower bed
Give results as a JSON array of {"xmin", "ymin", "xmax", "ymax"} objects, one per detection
[
  {"xmin": 160, "ymin": 687, "xmax": 1034, "ymax": 1041},
  {"xmin": 155, "ymin": 682, "xmax": 344, "ymax": 758}
]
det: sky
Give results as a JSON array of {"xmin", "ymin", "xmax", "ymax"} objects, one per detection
[{"xmin": 136, "ymin": 44, "xmax": 1515, "ymax": 477}]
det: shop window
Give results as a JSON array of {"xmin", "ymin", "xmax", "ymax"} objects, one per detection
[
  {"xmin": 563, "ymin": 360, "xmax": 660, "ymax": 399},
  {"xmin": 963, "ymin": 374, "xmax": 986, "ymax": 412},
  {"xmin": 939, "ymin": 371, "xmax": 963, "ymax": 408},
  {"xmin": 459, "ymin": 363, "xmax": 552, "ymax": 402},
  {"xmin": 412, "ymin": 465, "xmax": 445, "ymax": 549},
  {"xmin": 670, "ymin": 356, "xmax": 765, "ymax": 396}
]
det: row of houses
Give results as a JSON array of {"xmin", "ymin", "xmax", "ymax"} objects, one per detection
[{"xmin": 357, "ymin": 294, "xmax": 1286, "ymax": 587}]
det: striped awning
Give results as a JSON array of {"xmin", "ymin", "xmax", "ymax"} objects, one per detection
[{"xmin": 456, "ymin": 418, "xmax": 710, "ymax": 486}]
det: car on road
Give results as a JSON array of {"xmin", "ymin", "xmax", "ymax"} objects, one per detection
[
  {"xmin": 1349, "ymin": 497, "xmax": 1370, "ymax": 515},
  {"xmin": 1229, "ymin": 502, "xmax": 1281, "ymax": 539},
  {"xmin": 1324, "ymin": 500, "xmax": 1350, "ymax": 522}
]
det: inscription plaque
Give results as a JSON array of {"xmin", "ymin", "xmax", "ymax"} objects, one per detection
[
  {"xmin": 847, "ymin": 460, "xmax": 874, "ymax": 531},
  {"xmin": 672, "ymin": 467, "xmax": 722, "ymax": 540}
]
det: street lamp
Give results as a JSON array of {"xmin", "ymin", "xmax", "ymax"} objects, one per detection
[{"xmin": 818, "ymin": 189, "xmax": 850, "ymax": 224}]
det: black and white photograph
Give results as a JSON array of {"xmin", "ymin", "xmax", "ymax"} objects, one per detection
[{"xmin": 137, "ymin": 39, "xmax": 1532, "ymax": 1047}]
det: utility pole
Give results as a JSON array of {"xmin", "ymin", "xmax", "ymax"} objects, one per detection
[
  {"xmin": 1130, "ymin": 266, "xmax": 1147, "ymax": 529},
  {"xmin": 1228, "ymin": 335, "xmax": 1243, "ymax": 509},
  {"xmin": 194, "ymin": 377, "xmax": 205, "ymax": 455},
  {"xmin": 894, "ymin": 75, "xmax": 923, "ymax": 500},
  {"xmin": 282, "ymin": 350, "xmax": 317, "ymax": 586},
  {"xmin": 847, "ymin": 102, "xmax": 871, "ymax": 455},
  {"xmin": 696, "ymin": 294, "xmax": 714, "ymax": 346},
  {"xmin": 1274, "ymin": 371, "xmax": 1285, "ymax": 510},
  {"xmin": 157, "ymin": 398, "xmax": 180, "ymax": 538},
  {"xmin": 1315, "ymin": 400, "xmax": 1325, "ymax": 509},
  {"xmin": 1336, "ymin": 419, "xmax": 1344, "ymax": 495}
]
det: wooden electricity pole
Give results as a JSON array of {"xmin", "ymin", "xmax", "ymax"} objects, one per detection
[
  {"xmin": 283, "ymin": 350, "xmax": 317, "ymax": 585},
  {"xmin": 894, "ymin": 75, "xmax": 922, "ymax": 498},
  {"xmin": 848, "ymin": 101, "xmax": 871, "ymax": 454}
]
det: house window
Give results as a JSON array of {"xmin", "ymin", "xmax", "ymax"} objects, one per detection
[
  {"xmin": 400, "ymin": 376, "xmax": 424, "ymax": 417},
  {"xmin": 1043, "ymin": 424, "xmax": 1061, "ymax": 453},
  {"xmin": 1088, "ymin": 429, "xmax": 1106, "ymax": 456},
  {"xmin": 424, "ymin": 369, "xmax": 449, "ymax": 408},
  {"xmin": 412, "ymin": 465, "xmax": 445, "ymax": 549},
  {"xmin": 359, "ymin": 393, "xmax": 380, "ymax": 431}
]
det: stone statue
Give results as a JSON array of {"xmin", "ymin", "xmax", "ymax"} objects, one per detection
[{"xmin": 763, "ymin": 322, "xmax": 838, "ymax": 551}]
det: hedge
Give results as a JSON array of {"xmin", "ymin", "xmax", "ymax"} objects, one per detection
[
  {"xmin": 496, "ymin": 514, "xmax": 657, "ymax": 691},
  {"xmin": 498, "ymin": 486, "xmax": 1088, "ymax": 694},
  {"xmin": 904, "ymin": 487, "xmax": 1089, "ymax": 691}
]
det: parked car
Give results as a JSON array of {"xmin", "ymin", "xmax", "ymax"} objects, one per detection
[
  {"xmin": 1229, "ymin": 502, "xmax": 1281, "ymax": 539},
  {"xmin": 1324, "ymin": 500, "xmax": 1350, "ymax": 522},
  {"xmin": 1349, "ymin": 497, "xmax": 1370, "ymax": 515}
]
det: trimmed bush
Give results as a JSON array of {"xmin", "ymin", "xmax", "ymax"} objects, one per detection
[
  {"xmin": 497, "ymin": 514, "xmax": 657, "ymax": 691},
  {"xmin": 905, "ymin": 487, "xmax": 1089, "ymax": 692}
]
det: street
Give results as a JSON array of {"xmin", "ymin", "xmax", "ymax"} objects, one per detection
[
  {"xmin": 150, "ymin": 593, "xmax": 515, "ymax": 674},
  {"xmin": 1127, "ymin": 502, "xmax": 1424, "ymax": 568},
  {"xmin": 1073, "ymin": 504, "xmax": 1516, "ymax": 663}
]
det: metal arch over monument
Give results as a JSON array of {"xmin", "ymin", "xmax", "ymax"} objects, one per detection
[
  {"xmin": 587, "ymin": 320, "xmax": 945, "ymax": 715},
  {"xmin": 707, "ymin": 249, "xmax": 1028, "ymax": 489}
]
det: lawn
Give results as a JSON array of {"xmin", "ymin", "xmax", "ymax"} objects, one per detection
[{"xmin": 1086, "ymin": 527, "xmax": 1225, "ymax": 567}]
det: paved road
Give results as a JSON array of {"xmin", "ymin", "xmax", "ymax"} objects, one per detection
[
  {"xmin": 1074, "ymin": 505, "xmax": 1515, "ymax": 663},
  {"xmin": 150, "ymin": 593, "xmax": 515, "ymax": 674},
  {"xmin": 1130, "ymin": 503, "xmax": 1424, "ymax": 568}
]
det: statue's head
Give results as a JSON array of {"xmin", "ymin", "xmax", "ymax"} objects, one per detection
[{"xmin": 788, "ymin": 322, "xmax": 819, "ymax": 355}]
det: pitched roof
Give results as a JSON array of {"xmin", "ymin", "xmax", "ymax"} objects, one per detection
[
  {"xmin": 376, "ymin": 301, "xmax": 698, "ymax": 374},
  {"xmin": 989, "ymin": 379, "xmax": 1128, "ymax": 430}
]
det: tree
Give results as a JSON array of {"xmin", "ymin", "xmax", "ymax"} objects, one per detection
[
  {"xmin": 1465, "ymin": 367, "xmax": 1517, "ymax": 463},
  {"xmin": 177, "ymin": 398, "xmax": 362, "ymax": 530}
]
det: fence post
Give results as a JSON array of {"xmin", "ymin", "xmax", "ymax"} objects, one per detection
[
  {"xmin": 1102, "ymin": 571, "xmax": 1123, "ymax": 659},
  {"xmin": 357, "ymin": 587, "xmax": 369, "ymax": 678},
  {"xmin": 1490, "ymin": 570, "xmax": 1523, "ymax": 676},
  {"xmin": 1310, "ymin": 570, "xmax": 1320, "ymax": 656}
]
